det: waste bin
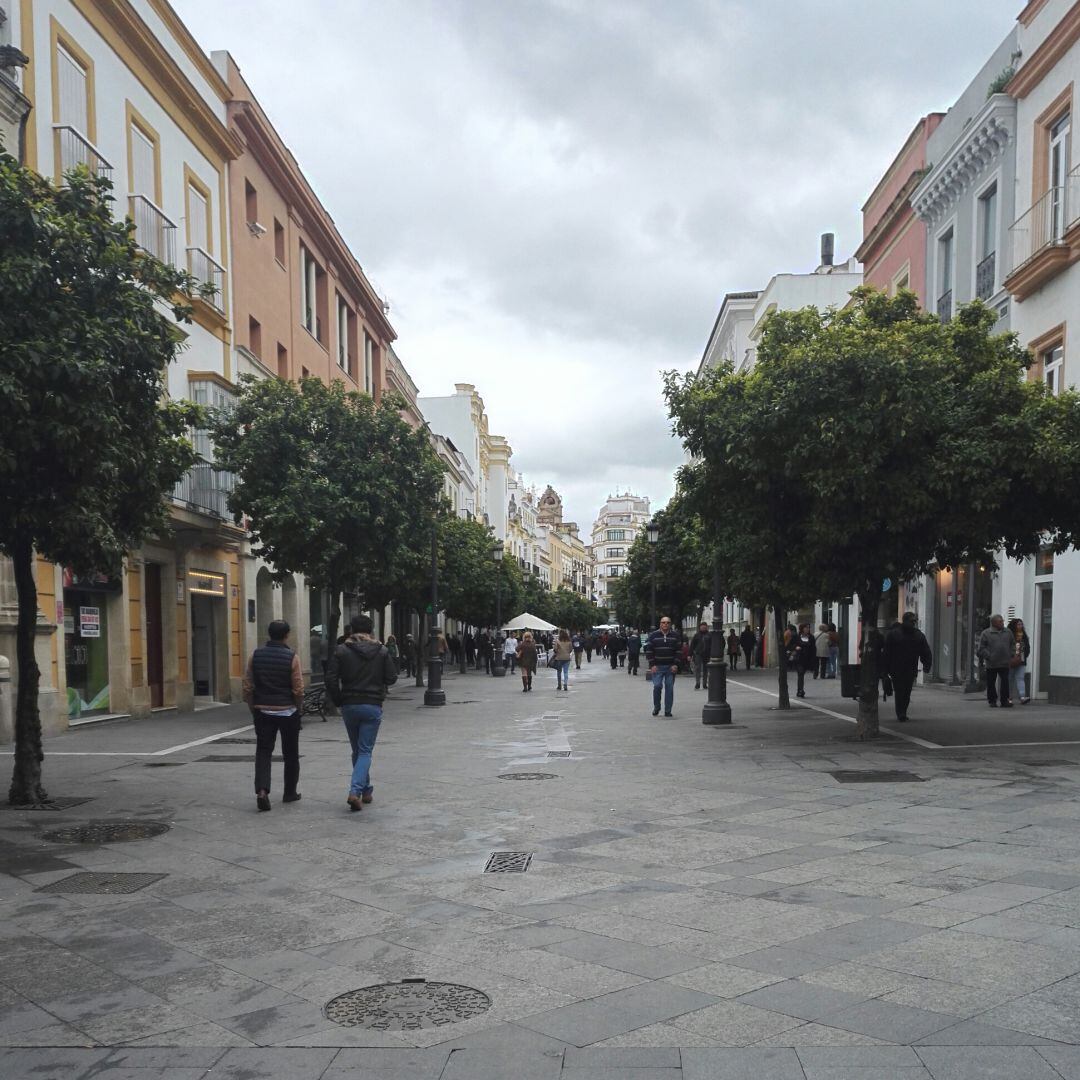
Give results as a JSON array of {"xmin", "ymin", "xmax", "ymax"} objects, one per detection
[{"xmin": 839, "ymin": 663, "xmax": 861, "ymax": 700}]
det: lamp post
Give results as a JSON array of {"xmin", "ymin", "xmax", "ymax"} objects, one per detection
[
  {"xmin": 646, "ymin": 518, "xmax": 659, "ymax": 630},
  {"xmin": 702, "ymin": 557, "xmax": 732, "ymax": 725},
  {"xmin": 424, "ymin": 522, "xmax": 445, "ymax": 706},
  {"xmin": 492, "ymin": 540, "xmax": 506, "ymax": 677}
]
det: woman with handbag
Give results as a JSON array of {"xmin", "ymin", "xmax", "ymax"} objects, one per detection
[
  {"xmin": 551, "ymin": 629, "xmax": 574, "ymax": 691},
  {"xmin": 517, "ymin": 632, "xmax": 538, "ymax": 692},
  {"xmin": 1007, "ymin": 617, "xmax": 1031, "ymax": 705}
]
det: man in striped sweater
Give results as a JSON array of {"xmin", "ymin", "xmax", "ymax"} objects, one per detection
[{"xmin": 645, "ymin": 616, "xmax": 681, "ymax": 718}]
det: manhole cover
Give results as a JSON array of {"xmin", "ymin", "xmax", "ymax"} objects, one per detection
[
  {"xmin": 830, "ymin": 770, "xmax": 926, "ymax": 784},
  {"xmin": 43, "ymin": 820, "xmax": 172, "ymax": 844},
  {"xmin": 324, "ymin": 980, "xmax": 491, "ymax": 1030},
  {"xmin": 35, "ymin": 871, "xmax": 167, "ymax": 894},
  {"xmin": 497, "ymin": 772, "xmax": 558, "ymax": 781},
  {"xmin": 1, "ymin": 797, "xmax": 93, "ymax": 811},
  {"xmin": 547, "ymin": 750, "xmax": 571, "ymax": 758},
  {"xmin": 484, "ymin": 851, "xmax": 533, "ymax": 873}
]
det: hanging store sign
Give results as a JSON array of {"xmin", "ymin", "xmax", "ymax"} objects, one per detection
[
  {"xmin": 187, "ymin": 570, "xmax": 226, "ymax": 597},
  {"xmin": 79, "ymin": 606, "xmax": 101, "ymax": 638}
]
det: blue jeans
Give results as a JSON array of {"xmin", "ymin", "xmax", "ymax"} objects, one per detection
[
  {"xmin": 827, "ymin": 647, "xmax": 839, "ymax": 678},
  {"xmin": 651, "ymin": 670, "xmax": 675, "ymax": 714},
  {"xmin": 341, "ymin": 703, "xmax": 382, "ymax": 797},
  {"xmin": 556, "ymin": 659, "xmax": 570, "ymax": 686}
]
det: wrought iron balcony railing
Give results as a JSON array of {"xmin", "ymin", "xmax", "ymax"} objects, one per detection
[
  {"xmin": 1009, "ymin": 186, "xmax": 1067, "ymax": 273},
  {"xmin": 975, "ymin": 251, "xmax": 996, "ymax": 301},
  {"xmin": 128, "ymin": 194, "xmax": 177, "ymax": 265},
  {"xmin": 187, "ymin": 246, "xmax": 226, "ymax": 313},
  {"xmin": 937, "ymin": 289, "xmax": 953, "ymax": 323},
  {"xmin": 173, "ymin": 462, "xmax": 235, "ymax": 520},
  {"xmin": 54, "ymin": 124, "xmax": 111, "ymax": 180},
  {"xmin": 1069, "ymin": 163, "xmax": 1080, "ymax": 233}
]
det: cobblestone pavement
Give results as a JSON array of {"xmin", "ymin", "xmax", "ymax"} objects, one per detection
[{"xmin": 4, "ymin": 660, "xmax": 1080, "ymax": 1078}]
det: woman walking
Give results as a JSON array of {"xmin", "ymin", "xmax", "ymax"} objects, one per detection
[
  {"xmin": 1007, "ymin": 617, "xmax": 1031, "ymax": 705},
  {"xmin": 517, "ymin": 632, "xmax": 538, "ymax": 692},
  {"xmin": 552, "ymin": 629, "xmax": 574, "ymax": 691},
  {"xmin": 790, "ymin": 623, "xmax": 817, "ymax": 698},
  {"xmin": 726, "ymin": 629, "xmax": 740, "ymax": 670},
  {"xmin": 814, "ymin": 623, "xmax": 831, "ymax": 680}
]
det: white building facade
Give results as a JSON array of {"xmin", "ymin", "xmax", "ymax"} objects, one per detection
[{"xmin": 590, "ymin": 493, "xmax": 651, "ymax": 619}]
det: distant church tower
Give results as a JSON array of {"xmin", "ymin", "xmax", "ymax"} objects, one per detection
[{"xmin": 537, "ymin": 485, "xmax": 563, "ymax": 526}]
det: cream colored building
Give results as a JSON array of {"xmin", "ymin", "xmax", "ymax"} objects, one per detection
[{"xmin": 590, "ymin": 492, "xmax": 651, "ymax": 619}]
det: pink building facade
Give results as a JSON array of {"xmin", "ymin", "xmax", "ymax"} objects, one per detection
[{"xmin": 856, "ymin": 114, "xmax": 944, "ymax": 304}]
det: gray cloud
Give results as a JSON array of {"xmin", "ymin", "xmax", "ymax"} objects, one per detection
[{"xmin": 177, "ymin": 0, "xmax": 1018, "ymax": 525}]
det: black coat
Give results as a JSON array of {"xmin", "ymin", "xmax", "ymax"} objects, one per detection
[
  {"xmin": 790, "ymin": 634, "xmax": 817, "ymax": 670},
  {"xmin": 883, "ymin": 624, "xmax": 933, "ymax": 678}
]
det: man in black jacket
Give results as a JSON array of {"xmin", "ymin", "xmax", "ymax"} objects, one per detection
[
  {"xmin": 884, "ymin": 612, "xmax": 932, "ymax": 723},
  {"xmin": 645, "ymin": 616, "xmax": 680, "ymax": 717},
  {"xmin": 690, "ymin": 622, "xmax": 710, "ymax": 689},
  {"xmin": 740, "ymin": 624, "xmax": 756, "ymax": 670},
  {"xmin": 326, "ymin": 615, "xmax": 397, "ymax": 811}
]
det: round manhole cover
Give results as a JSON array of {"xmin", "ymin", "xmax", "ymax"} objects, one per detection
[
  {"xmin": 324, "ymin": 980, "xmax": 491, "ymax": 1030},
  {"xmin": 498, "ymin": 771, "xmax": 558, "ymax": 781},
  {"xmin": 42, "ymin": 820, "xmax": 171, "ymax": 844}
]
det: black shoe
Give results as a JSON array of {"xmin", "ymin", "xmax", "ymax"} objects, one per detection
[
  {"xmin": 989, "ymin": 701, "xmax": 998, "ymax": 708},
  {"xmin": 283, "ymin": 792, "xmax": 301, "ymax": 803},
  {"xmin": 257, "ymin": 793, "xmax": 271, "ymax": 812},
  {"xmin": 797, "ymin": 690, "xmax": 806, "ymax": 698},
  {"xmin": 897, "ymin": 716, "xmax": 908, "ymax": 723},
  {"xmin": 1001, "ymin": 701, "xmax": 1014, "ymax": 708},
  {"xmin": 694, "ymin": 683, "xmax": 700, "ymax": 690},
  {"xmin": 652, "ymin": 708, "xmax": 660, "ymax": 716},
  {"xmin": 664, "ymin": 712, "xmax": 672, "ymax": 717}
]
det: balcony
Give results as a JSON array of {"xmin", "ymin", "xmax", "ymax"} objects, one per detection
[
  {"xmin": 187, "ymin": 246, "xmax": 226, "ymax": 312},
  {"xmin": 975, "ymin": 251, "xmax": 996, "ymax": 301},
  {"xmin": 1004, "ymin": 186, "xmax": 1077, "ymax": 301},
  {"xmin": 173, "ymin": 462, "xmax": 235, "ymax": 520},
  {"xmin": 128, "ymin": 195, "xmax": 177, "ymax": 265},
  {"xmin": 936, "ymin": 290, "xmax": 952, "ymax": 323},
  {"xmin": 54, "ymin": 125, "xmax": 111, "ymax": 180}
]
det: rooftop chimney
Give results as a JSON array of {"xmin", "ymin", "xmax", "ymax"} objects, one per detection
[{"xmin": 820, "ymin": 232, "xmax": 835, "ymax": 268}]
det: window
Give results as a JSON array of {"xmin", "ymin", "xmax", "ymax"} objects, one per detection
[
  {"xmin": 186, "ymin": 181, "xmax": 209, "ymax": 250},
  {"xmin": 606, "ymin": 529, "xmax": 626, "ymax": 541},
  {"xmin": 606, "ymin": 547, "xmax": 623, "ymax": 558},
  {"xmin": 363, "ymin": 332, "xmax": 374, "ymax": 394},
  {"xmin": 56, "ymin": 42, "xmax": 89, "ymax": 134},
  {"xmin": 336, "ymin": 295, "xmax": 352, "ymax": 373},
  {"xmin": 244, "ymin": 180, "xmax": 258, "ymax": 226},
  {"xmin": 1049, "ymin": 113, "xmax": 1071, "ymax": 238},
  {"xmin": 248, "ymin": 316, "xmax": 261, "ymax": 359},
  {"xmin": 276, "ymin": 343, "xmax": 288, "ymax": 379},
  {"xmin": 937, "ymin": 228, "xmax": 954, "ymax": 321},
  {"xmin": 608, "ymin": 566, "xmax": 620, "ymax": 578},
  {"xmin": 300, "ymin": 246, "xmax": 317, "ymax": 337},
  {"xmin": 274, "ymin": 219, "xmax": 285, "ymax": 265},
  {"xmin": 301, "ymin": 366, "xmax": 310, "ymax": 381},
  {"xmin": 130, "ymin": 121, "xmax": 156, "ymax": 199},
  {"xmin": 1044, "ymin": 344, "xmax": 1064, "ymax": 395},
  {"xmin": 979, "ymin": 184, "xmax": 998, "ymax": 261}
]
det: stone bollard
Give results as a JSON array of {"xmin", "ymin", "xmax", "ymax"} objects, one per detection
[{"xmin": 0, "ymin": 655, "xmax": 11, "ymax": 744}]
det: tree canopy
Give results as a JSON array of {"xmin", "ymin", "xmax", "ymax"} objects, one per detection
[{"xmin": 1, "ymin": 154, "xmax": 202, "ymax": 803}]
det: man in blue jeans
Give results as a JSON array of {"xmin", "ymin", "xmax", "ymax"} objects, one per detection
[
  {"xmin": 326, "ymin": 615, "xmax": 397, "ymax": 812},
  {"xmin": 645, "ymin": 616, "xmax": 680, "ymax": 718}
]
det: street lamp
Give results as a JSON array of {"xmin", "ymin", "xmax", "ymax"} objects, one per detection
[
  {"xmin": 424, "ymin": 520, "xmax": 445, "ymax": 706},
  {"xmin": 492, "ymin": 540, "xmax": 506, "ymax": 677},
  {"xmin": 702, "ymin": 556, "xmax": 732, "ymax": 725},
  {"xmin": 646, "ymin": 518, "xmax": 659, "ymax": 630}
]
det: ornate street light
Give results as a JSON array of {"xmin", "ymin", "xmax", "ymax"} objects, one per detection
[
  {"xmin": 424, "ymin": 521, "xmax": 445, "ymax": 706},
  {"xmin": 646, "ymin": 518, "xmax": 659, "ymax": 630},
  {"xmin": 492, "ymin": 540, "xmax": 506, "ymax": 677},
  {"xmin": 702, "ymin": 556, "xmax": 732, "ymax": 725}
]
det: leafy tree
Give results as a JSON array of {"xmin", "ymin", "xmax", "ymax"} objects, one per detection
[
  {"xmin": 608, "ymin": 572, "xmax": 649, "ymax": 630},
  {"xmin": 668, "ymin": 288, "xmax": 1080, "ymax": 734},
  {"xmin": 0, "ymin": 155, "xmax": 202, "ymax": 804},
  {"xmin": 210, "ymin": 376, "xmax": 444, "ymax": 648}
]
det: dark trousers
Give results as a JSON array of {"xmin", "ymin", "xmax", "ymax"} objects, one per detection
[
  {"xmin": 728, "ymin": 653, "xmax": 738, "ymax": 670},
  {"xmin": 987, "ymin": 666, "xmax": 1011, "ymax": 705},
  {"xmin": 743, "ymin": 645, "xmax": 753, "ymax": 669},
  {"xmin": 628, "ymin": 653, "xmax": 639, "ymax": 675},
  {"xmin": 509, "ymin": 654, "xmax": 516, "ymax": 673},
  {"xmin": 585, "ymin": 648, "xmax": 592, "ymax": 662},
  {"xmin": 574, "ymin": 648, "xmax": 582, "ymax": 669},
  {"xmin": 796, "ymin": 666, "xmax": 808, "ymax": 695},
  {"xmin": 817, "ymin": 657, "xmax": 828, "ymax": 679},
  {"xmin": 610, "ymin": 652, "xmax": 619, "ymax": 670},
  {"xmin": 253, "ymin": 710, "xmax": 301, "ymax": 796},
  {"xmin": 893, "ymin": 671, "xmax": 915, "ymax": 719}
]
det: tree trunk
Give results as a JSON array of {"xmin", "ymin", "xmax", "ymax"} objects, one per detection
[
  {"xmin": 774, "ymin": 604, "xmax": 791, "ymax": 709},
  {"xmin": 415, "ymin": 612, "xmax": 426, "ymax": 687},
  {"xmin": 9, "ymin": 533, "xmax": 47, "ymax": 805},
  {"xmin": 854, "ymin": 581, "xmax": 884, "ymax": 740}
]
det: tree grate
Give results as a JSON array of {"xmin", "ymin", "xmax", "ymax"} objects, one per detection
[
  {"xmin": 1, "ymin": 798, "xmax": 93, "ymax": 811},
  {"xmin": 43, "ymin": 820, "xmax": 172, "ymax": 844},
  {"xmin": 324, "ymin": 980, "xmax": 491, "ymax": 1030},
  {"xmin": 484, "ymin": 851, "xmax": 533, "ymax": 873},
  {"xmin": 35, "ymin": 871, "xmax": 167, "ymax": 894},
  {"xmin": 497, "ymin": 772, "xmax": 558, "ymax": 781},
  {"xmin": 547, "ymin": 750, "xmax": 571, "ymax": 758},
  {"xmin": 830, "ymin": 770, "xmax": 926, "ymax": 784}
]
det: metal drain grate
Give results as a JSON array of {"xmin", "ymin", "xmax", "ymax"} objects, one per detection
[
  {"xmin": 324, "ymin": 980, "xmax": 491, "ymax": 1030},
  {"xmin": 1, "ymin": 797, "xmax": 93, "ymax": 811},
  {"xmin": 35, "ymin": 871, "xmax": 167, "ymax": 894},
  {"xmin": 484, "ymin": 851, "xmax": 533, "ymax": 873},
  {"xmin": 547, "ymin": 750, "xmax": 571, "ymax": 758},
  {"xmin": 497, "ymin": 772, "xmax": 558, "ymax": 781},
  {"xmin": 43, "ymin": 820, "xmax": 172, "ymax": 844},
  {"xmin": 830, "ymin": 770, "xmax": 926, "ymax": 784}
]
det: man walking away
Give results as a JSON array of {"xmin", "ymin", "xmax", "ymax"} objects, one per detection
[
  {"xmin": 646, "ymin": 616, "xmax": 680, "ymax": 717},
  {"xmin": 978, "ymin": 614, "xmax": 1014, "ymax": 708},
  {"xmin": 244, "ymin": 620, "xmax": 304, "ymax": 813},
  {"xmin": 572, "ymin": 632, "xmax": 584, "ymax": 669},
  {"xmin": 626, "ymin": 630, "xmax": 641, "ymax": 675},
  {"xmin": 326, "ymin": 615, "xmax": 398, "ymax": 812},
  {"xmin": 584, "ymin": 634, "xmax": 593, "ymax": 663},
  {"xmin": 883, "ymin": 612, "xmax": 932, "ymax": 722},
  {"xmin": 790, "ymin": 624, "xmax": 816, "ymax": 699},
  {"xmin": 740, "ymin": 623, "xmax": 756, "ymax": 671},
  {"xmin": 690, "ymin": 622, "xmax": 709, "ymax": 689}
]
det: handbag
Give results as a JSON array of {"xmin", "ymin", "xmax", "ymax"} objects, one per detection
[
  {"xmin": 1009, "ymin": 653, "xmax": 1023, "ymax": 668},
  {"xmin": 546, "ymin": 651, "xmax": 559, "ymax": 669}
]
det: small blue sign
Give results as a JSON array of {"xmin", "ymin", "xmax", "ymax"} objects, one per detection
[{"xmin": 882, "ymin": 578, "xmax": 892, "ymax": 593}]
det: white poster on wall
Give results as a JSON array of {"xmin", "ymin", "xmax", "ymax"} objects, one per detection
[{"xmin": 79, "ymin": 606, "xmax": 101, "ymax": 638}]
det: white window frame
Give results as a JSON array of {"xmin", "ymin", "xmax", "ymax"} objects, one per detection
[
  {"xmin": 363, "ymin": 333, "xmax": 374, "ymax": 394},
  {"xmin": 300, "ymin": 248, "xmax": 316, "ymax": 336},
  {"xmin": 1044, "ymin": 343, "xmax": 1064, "ymax": 396},
  {"xmin": 336, "ymin": 295, "xmax": 348, "ymax": 371}
]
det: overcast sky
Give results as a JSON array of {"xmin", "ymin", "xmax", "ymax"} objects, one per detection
[{"xmin": 177, "ymin": 0, "xmax": 1018, "ymax": 528}]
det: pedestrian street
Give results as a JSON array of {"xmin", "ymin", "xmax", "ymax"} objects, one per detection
[{"xmin": 5, "ymin": 661, "xmax": 1080, "ymax": 1078}]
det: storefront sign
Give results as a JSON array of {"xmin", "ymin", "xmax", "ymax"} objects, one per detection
[
  {"xmin": 79, "ymin": 606, "xmax": 101, "ymax": 638},
  {"xmin": 188, "ymin": 570, "xmax": 226, "ymax": 597},
  {"xmin": 63, "ymin": 569, "xmax": 121, "ymax": 593},
  {"xmin": 176, "ymin": 579, "xmax": 185, "ymax": 603}
]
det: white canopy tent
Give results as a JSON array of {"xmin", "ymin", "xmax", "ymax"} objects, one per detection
[{"xmin": 501, "ymin": 612, "xmax": 559, "ymax": 633}]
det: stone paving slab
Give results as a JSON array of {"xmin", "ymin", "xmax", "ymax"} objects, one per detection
[{"xmin": 3, "ymin": 663, "xmax": 1080, "ymax": 1076}]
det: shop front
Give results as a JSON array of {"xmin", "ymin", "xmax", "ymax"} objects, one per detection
[
  {"xmin": 187, "ymin": 568, "xmax": 228, "ymax": 702},
  {"xmin": 62, "ymin": 569, "xmax": 121, "ymax": 720}
]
